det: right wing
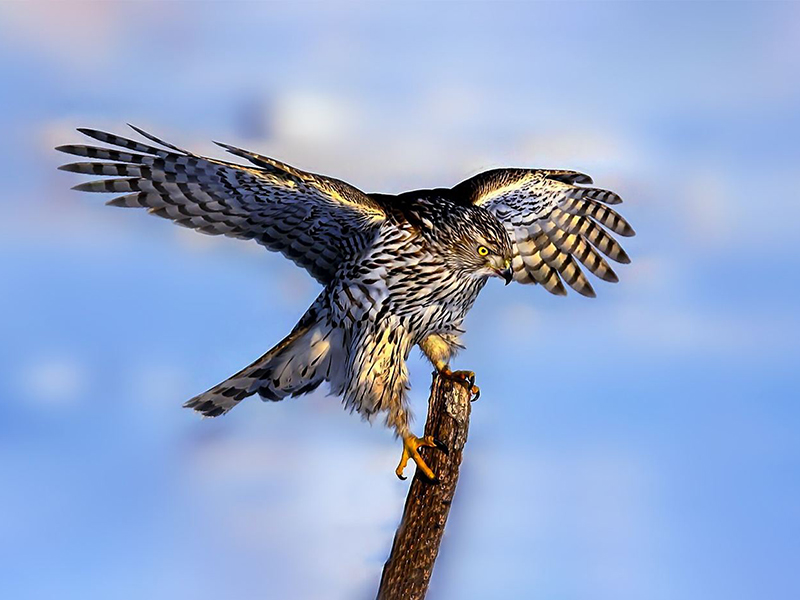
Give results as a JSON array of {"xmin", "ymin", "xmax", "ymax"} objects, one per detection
[
  {"xmin": 57, "ymin": 126, "xmax": 386, "ymax": 284},
  {"xmin": 452, "ymin": 168, "xmax": 634, "ymax": 297}
]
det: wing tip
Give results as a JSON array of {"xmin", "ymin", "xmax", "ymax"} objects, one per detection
[
  {"xmin": 213, "ymin": 140, "xmax": 242, "ymax": 156},
  {"xmin": 572, "ymin": 173, "xmax": 594, "ymax": 185},
  {"xmin": 616, "ymin": 250, "xmax": 632, "ymax": 265},
  {"xmin": 214, "ymin": 140, "xmax": 245, "ymax": 157},
  {"xmin": 71, "ymin": 181, "xmax": 98, "ymax": 192},
  {"xmin": 183, "ymin": 396, "xmax": 227, "ymax": 418},
  {"xmin": 105, "ymin": 197, "xmax": 131, "ymax": 207},
  {"xmin": 76, "ymin": 126, "xmax": 102, "ymax": 138},
  {"xmin": 578, "ymin": 286, "xmax": 597, "ymax": 299},
  {"xmin": 126, "ymin": 123, "xmax": 148, "ymax": 137},
  {"xmin": 602, "ymin": 269, "xmax": 620, "ymax": 284}
]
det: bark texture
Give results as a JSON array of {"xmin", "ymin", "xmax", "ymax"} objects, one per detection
[{"xmin": 376, "ymin": 372, "xmax": 473, "ymax": 600}]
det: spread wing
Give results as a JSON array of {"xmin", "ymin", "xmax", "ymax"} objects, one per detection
[
  {"xmin": 452, "ymin": 169, "xmax": 634, "ymax": 297},
  {"xmin": 56, "ymin": 126, "xmax": 386, "ymax": 284}
]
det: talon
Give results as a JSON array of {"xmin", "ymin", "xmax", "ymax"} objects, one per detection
[
  {"xmin": 433, "ymin": 437, "xmax": 449, "ymax": 455},
  {"xmin": 440, "ymin": 367, "xmax": 480, "ymax": 400},
  {"xmin": 395, "ymin": 434, "xmax": 439, "ymax": 481},
  {"xmin": 441, "ymin": 367, "xmax": 476, "ymax": 385}
]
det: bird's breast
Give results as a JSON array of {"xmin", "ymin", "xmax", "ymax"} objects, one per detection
[{"xmin": 332, "ymin": 227, "xmax": 485, "ymax": 337}]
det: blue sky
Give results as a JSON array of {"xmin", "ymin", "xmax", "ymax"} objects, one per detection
[{"xmin": 1, "ymin": 2, "xmax": 799, "ymax": 599}]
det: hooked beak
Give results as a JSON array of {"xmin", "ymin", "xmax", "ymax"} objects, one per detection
[{"xmin": 500, "ymin": 266, "xmax": 513, "ymax": 285}]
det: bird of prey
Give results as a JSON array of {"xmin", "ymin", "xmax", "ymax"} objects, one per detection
[{"xmin": 57, "ymin": 126, "xmax": 634, "ymax": 481}]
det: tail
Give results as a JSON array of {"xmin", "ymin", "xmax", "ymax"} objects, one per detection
[{"xmin": 183, "ymin": 306, "xmax": 338, "ymax": 417}]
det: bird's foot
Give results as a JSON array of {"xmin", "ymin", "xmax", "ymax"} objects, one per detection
[
  {"xmin": 395, "ymin": 434, "xmax": 448, "ymax": 482},
  {"xmin": 440, "ymin": 367, "xmax": 480, "ymax": 400}
]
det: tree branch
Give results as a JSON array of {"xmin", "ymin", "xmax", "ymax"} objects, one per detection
[{"xmin": 377, "ymin": 372, "xmax": 473, "ymax": 600}]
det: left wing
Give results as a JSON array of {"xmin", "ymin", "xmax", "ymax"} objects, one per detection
[
  {"xmin": 56, "ymin": 126, "xmax": 386, "ymax": 285},
  {"xmin": 451, "ymin": 169, "xmax": 634, "ymax": 297}
]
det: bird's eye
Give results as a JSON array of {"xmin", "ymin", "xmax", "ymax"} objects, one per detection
[{"xmin": 477, "ymin": 245, "xmax": 489, "ymax": 257}]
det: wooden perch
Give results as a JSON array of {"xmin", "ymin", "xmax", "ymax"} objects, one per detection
[{"xmin": 377, "ymin": 372, "xmax": 473, "ymax": 600}]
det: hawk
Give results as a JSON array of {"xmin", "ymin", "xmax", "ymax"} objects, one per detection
[{"xmin": 57, "ymin": 126, "xmax": 634, "ymax": 480}]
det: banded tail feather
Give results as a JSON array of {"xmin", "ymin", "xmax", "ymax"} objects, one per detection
[{"xmin": 183, "ymin": 306, "xmax": 338, "ymax": 417}]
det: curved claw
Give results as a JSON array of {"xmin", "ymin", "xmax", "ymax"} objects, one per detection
[
  {"xmin": 440, "ymin": 367, "xmax": 480, "ymax": 400},
  {"xmin": 395, "ymin": 434, "xmax": 440, "ymax": 481}
]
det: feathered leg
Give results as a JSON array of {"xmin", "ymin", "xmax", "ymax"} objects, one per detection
[
  {"xmin": 340, "ymin": 321, "xmax": 447, "ymax": 481},
  {"xmin": 419, "ymin": 333, "xmax": 480, "ymax": 399}
]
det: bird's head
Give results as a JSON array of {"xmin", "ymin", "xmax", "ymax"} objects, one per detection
[{"xmin": 446, "ymin": 206, "xmax": 514, "ymax": 284}]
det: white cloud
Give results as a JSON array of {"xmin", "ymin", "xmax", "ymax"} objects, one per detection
[
  {"xmin": 611, "ymin": 303, "xmax": 798, "ymax": 354},
  {"xmin": 463, "ymin": 445, "xmax": 661, "ymax": 600},
  {"xmin": 0, "ymin": 3, "xmax": 121, "ymax": 69},
  {"xmin": 20, "ymin": 354, "xmax": 87, "ymax": 407},
  {"xmin": 518, "ymin": 128, "xmax": 638, "ymax": 171},
  {"xmin": 680, "ymin": 170, "xmax": 740, "ymax": 250},
  {"xmin": 273, "ymin": 91, "xmax": 358, "ymax": 145},
  {"xmin": 183, "ymin": 432, "xmax": 404, "ymax": 599}
]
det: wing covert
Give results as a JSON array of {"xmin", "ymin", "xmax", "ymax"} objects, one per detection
[
  {"xmin": 57, "ymin": 126, "xmax": 386, "ymax": 284},
  {"xmin": 452, "ymin": 168, "xmax": 634, "ymax": 297}
]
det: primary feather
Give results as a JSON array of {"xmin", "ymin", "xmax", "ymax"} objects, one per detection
[
  {"xmin": 58, "ymin": 127, "xmax": 384, "ymax": 285},
  {"xmin": 451, "ymin": 168, "xmax": 634, "ymax": 297}
]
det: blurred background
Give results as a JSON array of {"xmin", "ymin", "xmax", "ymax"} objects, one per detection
[{"xmin": 1, "ymin": 2, "xmax": 798, "ymax": 599}]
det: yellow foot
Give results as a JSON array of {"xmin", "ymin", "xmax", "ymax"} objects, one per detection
[
  {"xmin": 440, "ymin": 367, "xmax": 480, "ymax": 400},
  {"xmin": 395, "ymin": 434, "xmax": 448, "ymax": 482}
]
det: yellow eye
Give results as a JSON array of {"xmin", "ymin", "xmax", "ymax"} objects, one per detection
[{"xmin": 477, "ymin": 245, "xmax": 489, "ymax": 257}]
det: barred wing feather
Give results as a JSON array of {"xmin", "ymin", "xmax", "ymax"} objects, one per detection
[
  {"xmin": 453, "ymin": 168, "xmax": 634, "ymax": 297},
  {"xmin": 56, "ymin": 126, "xmax": 386, "ymax": 284}
]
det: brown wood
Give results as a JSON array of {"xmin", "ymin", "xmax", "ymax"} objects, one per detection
[{"xmin": 376, "ymin": 372, "xmax": 473, "ymax": 600}]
